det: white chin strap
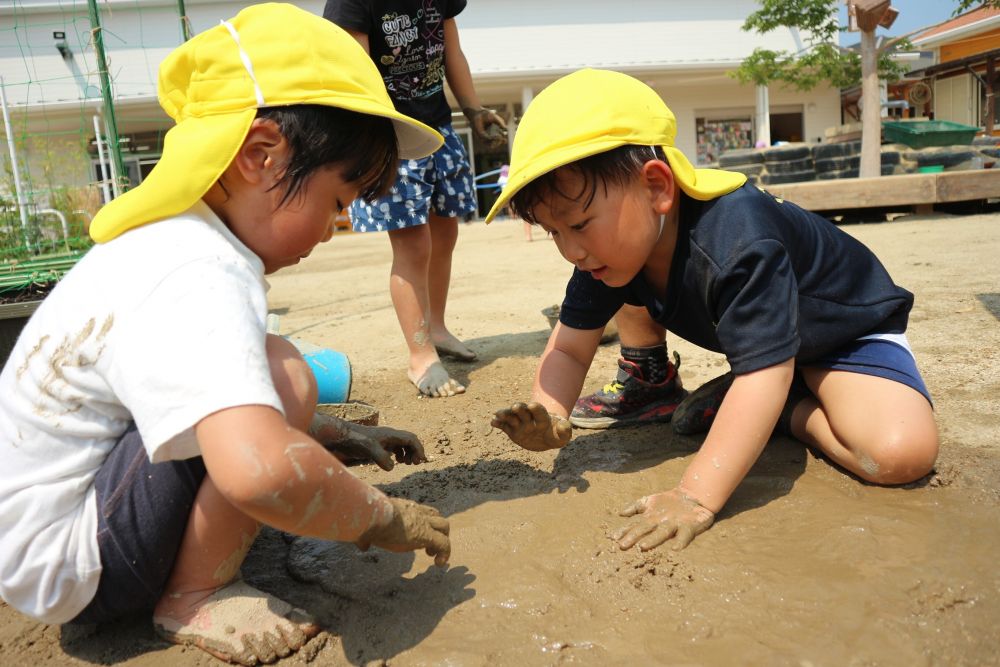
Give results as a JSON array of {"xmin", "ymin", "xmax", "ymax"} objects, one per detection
[{"xmin": 657, "ymin": 213, "xmax": 666, "ymax": 241}]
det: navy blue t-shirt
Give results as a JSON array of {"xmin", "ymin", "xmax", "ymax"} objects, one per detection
[
  {"xmin": 559, "ymin": 183, "xmax": 914, "ymax": 375},
  {"xmin": 323, "ymin": 0, "xmax": 466, "ymax": 128}
]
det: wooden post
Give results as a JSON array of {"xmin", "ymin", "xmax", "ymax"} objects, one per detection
[
  {"xmin": 860, "ymin": 28, "xmax": 881, "ymax": 178},
  {"xmin": 851, "ymin": 0, "xmax": 895, "ymax": 179},
  {"xmin": 986, "ymin": 55, "xmax": 996, "ymax": 136}
]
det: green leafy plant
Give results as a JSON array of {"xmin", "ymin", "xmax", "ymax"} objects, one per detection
[
  {"xmin": 730, "ymin": 0, "xmax": 910, "ymax": 91},
  {"xmin": 953, "ymin": 1, "xmax": 1000, "ymax": 16}
]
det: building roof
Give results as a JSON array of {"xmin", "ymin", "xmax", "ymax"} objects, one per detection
[
  {"xmin": 1, "ymin": 0, "xmax": 818, "ymax": 110},
  {"xmin": 910, "ymin": 5, "xmax": 1000, "ymax": 48},
  {"xmin": 456, "ymin": 0, "xmax": 804, "ymax": 80}
]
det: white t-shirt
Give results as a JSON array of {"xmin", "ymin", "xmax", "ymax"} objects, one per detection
[{"xmin": 0, "ymin": 201, "xmax": 284, "ymax": 624}]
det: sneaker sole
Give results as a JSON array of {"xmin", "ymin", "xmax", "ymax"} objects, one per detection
[{"xmin": 569, "ymin": 399, "xmax": 685, "ymax": 430}]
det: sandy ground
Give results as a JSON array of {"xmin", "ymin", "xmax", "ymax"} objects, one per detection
[{"xmin": 2, "ymin": 210, "xmax": 999, "ymax": 666}]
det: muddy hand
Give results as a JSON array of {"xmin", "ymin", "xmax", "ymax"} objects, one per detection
[
  {"xmin": 611, "ymin": 488, "xmax": 715, "ymax": 552},
  {"xmin": 311, "ymin": 413, "xmax": 426, "ymax": 470},
  {"xmin": 357, "ymin": 498, "xmax": 451, "ymax": 567},
  {"xmin": 332, "ymin": 426, "xmax": 427, "ymax": 471},
  {"xmin": 463, "ymin": 106, "xmax": 507, "ymax": 147},
  {"xmin": 491, "ymin": 402, "xmax": 571, "ymax": 452}
]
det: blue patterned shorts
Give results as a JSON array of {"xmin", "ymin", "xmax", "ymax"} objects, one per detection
[{"xmin": 350, "ymin": 124, "xmax": 477, "ymax": 232}]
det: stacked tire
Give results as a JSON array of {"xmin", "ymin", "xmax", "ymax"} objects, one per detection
[
  {"xmin": 718, "ymin": 149, "xmax": 765, "ymax": 185},
  {"xmin": 760, "ymin": 144, "xmax": 815, "ymax": 185},
  {"xmin": 717, "ymin": 138, "xmax": 998, "ymax": 184},
  {"xmin": 814, "ymin": 141, "xmax": 860, "ymax": 180}
]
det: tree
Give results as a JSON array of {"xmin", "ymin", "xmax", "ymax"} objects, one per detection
[
  {"xmin": 732, "ymin": 0, "xmax": 914, "ymax": 179},
  {"xmin": 731, "ymin": 0, "xmax": 908, "ymax": 91},
  {"xmin": 954, "ymin": 0, "xmax": 1000, "ymax": 15}
]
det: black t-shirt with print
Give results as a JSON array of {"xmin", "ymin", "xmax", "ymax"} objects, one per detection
[
  {"xmin": 558, "ymin": 183, "xmax": 914, "ymax": 375},
  {"xmin": 323, "ymin": 0, "xmax": 467, "ymax": 128}
]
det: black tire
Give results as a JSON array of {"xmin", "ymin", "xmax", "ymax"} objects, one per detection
[
  {"xmin": 879, "ymin": 150, "xmax": 901, "ymax": 166},
  {"xmin": 719, "ymin": 149, "xmax": 765, "ymax": 167},
  {"xmin": 812, "ymin": 141, "xmax": 861, "ymax": 160},
  {"xmin": 763, "ymin": 144, "xmax": 811, "ymax": 162},
  {"xmin": 724, "ymin": 164, "xmax": 764, "ymax": 177},
  {"xmin": 815, "ymin": 155, "xmax": 860, "ymax": 173},
  {"xmin": 765, "ymin": 157, "xmax": 814, "ymax": 174},
  {"xmin": 903, "ymin": 148, "xmax": 979, "ymax": 167},
  {"xmin": 972, "ymin": 136, "xmax": 1000, "ymax": 147},
  {"xmin": 761, "ymin": 169, "xmax": 816, "ymax": 185}
]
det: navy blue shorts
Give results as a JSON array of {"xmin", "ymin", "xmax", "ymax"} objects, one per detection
[
  {"xmin": 68, "ymin": 426, "xmax": 206, "ymax": 624},
  {"xmin": 350, "ymin": 124, "xmax": 477, "ymax": 232},
  {"xmin": 802, "ymin": 334, "xmax": 932, "ymax": 405}
]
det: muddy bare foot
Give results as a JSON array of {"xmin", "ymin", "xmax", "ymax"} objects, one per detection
[
  {"xmin": 153, "ymin": 580, "xmax": 319, "ymax": 666},
  {"xmin": 409, "ymin": 361, "xmax": 466, "ymax": 397},
  {"xmin": 433, "ymin": 334, "xmax": 477, "ymax": 362}
]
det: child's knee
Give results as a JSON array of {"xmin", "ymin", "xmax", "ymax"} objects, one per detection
[
  {"xmin": 858, "ymin": 426, "xmax": 938, "ymax": 485},
  {"xmin": 265, "ymin": 334, "xmax": 317, "ymax": 430}
]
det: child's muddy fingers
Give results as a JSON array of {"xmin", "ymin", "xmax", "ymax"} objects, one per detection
[
  {"xmin": 637, "ymin": 523, "xmax": 679, "ymax": 552},
  {"xmin": 613, "ymin": 520, "xmax": 656, "ymax": 550},
  {"xmin": 526, "ymin": 402, "xmax": 551, "ymax": 424},
  {"xmin": 618, "ymin": 497, "xmax": 648, "ymax": 517},
  {"xmin": 372, "ymin": 448, "xmax": 395, "ymax": 471},
  {"xmin": 427, "ymin": 514, "xmax": 450, "ymax": 534},
  {"xmin": 670, "ymin": 525, "xmax": 697, "ymax": 551},
  {"xmin": 493, "ymin": 410, "xmax": 527, "ymax": 432},
  {"xmin": 423, "ymin": 530, "xmax": 451, "ymax": 566}
]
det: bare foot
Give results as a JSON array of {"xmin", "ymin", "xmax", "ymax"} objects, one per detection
[
  {"xmin": 153, "ymin": 580, "xmax": 319, "ymax": 665},
  {"xmin": 409, "ymin": 361, "xmax": 466, "ymax": 397},
  {"xmin": 432, "ymin": 334, "xmax": 477, "ymax": 362}
]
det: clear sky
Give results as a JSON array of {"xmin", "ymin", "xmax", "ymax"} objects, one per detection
[{"xmin": 838, "ymin": 0, "xmax": 965, "ymax": 44}]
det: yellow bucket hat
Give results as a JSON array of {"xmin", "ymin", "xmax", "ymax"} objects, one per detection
[
  {"xmin": 90, "ymin": 2, "xmax": 443, "ymax": 243},
  {"xmin": 485, "ymin": 69, "xmax": 746, "ymax": 223}
]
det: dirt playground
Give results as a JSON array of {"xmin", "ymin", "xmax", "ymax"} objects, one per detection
[{"xmin": 1, "ymin": 210, "xmax": 999, "ymax": 666}]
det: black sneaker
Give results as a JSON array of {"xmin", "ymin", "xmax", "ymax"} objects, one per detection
[
  {"xmin": 671, "ymin": 372, "xmax": 734, "ymax": 435},
  {"xmin": 569, "ymin": 355, "xmax": 687, "ymax": 429}
]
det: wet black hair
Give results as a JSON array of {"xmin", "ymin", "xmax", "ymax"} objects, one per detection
[
  {"xmin": 510, "ymin": 144, "xmax": 666, "ymax": 224},
  {"xmin": 255, "ymin": 104, "xmax": 398, "ymax": 206}
]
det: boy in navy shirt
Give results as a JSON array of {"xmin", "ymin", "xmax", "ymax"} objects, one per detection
[{"xmin": 489, "ymin": 69, "xmax": 938, "ymax": 551}]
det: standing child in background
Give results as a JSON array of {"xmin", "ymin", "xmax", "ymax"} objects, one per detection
[
  {"xmin": 489, "ymin": 69, "xmax": 938, "ymax": 552},
  {"xmin": 324, "ymin": 0, "xmax": 507, "ymax": 398},
  {"xmin": 0, "ymin": 6, "xmax": 449, "ymax": 665}
]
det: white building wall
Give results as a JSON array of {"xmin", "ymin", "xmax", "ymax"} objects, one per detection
[{"xmin": 1, "ymin": 0, "xmax": 841, "ymax": 204}]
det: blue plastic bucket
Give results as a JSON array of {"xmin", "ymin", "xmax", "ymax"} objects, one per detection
[{"xmin": 286, "ymin": 337, "xmax": 352, "ymax": 403}]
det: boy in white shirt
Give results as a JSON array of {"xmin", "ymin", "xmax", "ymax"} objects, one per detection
[{"xmin": 0, "ymin": 5, "xmax": 449, "ymax": 665}]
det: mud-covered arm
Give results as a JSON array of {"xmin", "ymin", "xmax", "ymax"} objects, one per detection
[{"xmin": 197, "ymin": 405, "xmax": 447, "ymax": 564}]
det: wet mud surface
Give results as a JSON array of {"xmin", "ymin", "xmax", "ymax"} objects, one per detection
[{"xmin": 2, "ymin": 212, "xmax": 999, "ymax": 665}]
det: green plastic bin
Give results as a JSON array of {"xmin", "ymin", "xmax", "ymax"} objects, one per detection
[{"xmin": 882, "ymin": 120, "xmax": 979, "ymax": 149}]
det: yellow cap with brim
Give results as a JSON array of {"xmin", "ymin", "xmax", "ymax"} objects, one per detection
[
  {"xmin": 90, "ymin": 2, "xmax": 443, "ymax": 243},
  {"xmin": 485, "ymin": 68, "xmax": 746, "ymax": 224}
]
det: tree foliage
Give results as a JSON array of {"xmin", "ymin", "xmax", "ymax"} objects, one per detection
[
  {"xmin": 731, "ymin": 0, "xmax": 909, "ymax": 90},
  {"xmin": 953, "ymin": 0, "xmax": 1000, "ymax": 15}
]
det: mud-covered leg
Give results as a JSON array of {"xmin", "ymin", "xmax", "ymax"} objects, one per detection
[{"xmin": 151, "ymin": 336, "xmax": 320, "ymax": 664}]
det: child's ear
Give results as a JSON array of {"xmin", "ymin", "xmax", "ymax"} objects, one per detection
[
  {"xmin": 642, "ymin": 159, "xmax": 677, "ymax": 215},
  {"xmin": 231, "ymin": 118, "xmax": 287, "ymax": 186}
]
